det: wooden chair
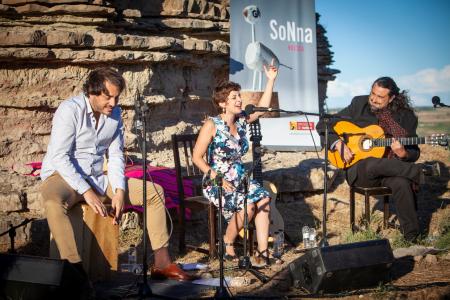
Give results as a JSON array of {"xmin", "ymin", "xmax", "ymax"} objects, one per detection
[
  {"xmin": 350, "ymin": 181, "xmax": 421, "ymax": 233},
  {"xmin": 172, "ymin": 133, "xmax": 217, "ymax": 258},
  {"xmin": 349, "ymin": 186, "xmax": 392, "ymax": 232}
]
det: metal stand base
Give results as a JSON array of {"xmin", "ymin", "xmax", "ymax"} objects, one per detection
[{"xmin": 138, "ymin": 282, "xmax": 153, "ymax": 298}]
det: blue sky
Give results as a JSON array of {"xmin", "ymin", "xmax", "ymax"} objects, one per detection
[{"xmin": 315, "ymin": 0, "xmax": 450, "ymax": 109}]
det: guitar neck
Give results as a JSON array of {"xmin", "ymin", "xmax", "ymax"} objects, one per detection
[
  {"xmin": 373, "ymin": 136, "xmax": 427, "ymax": 147},
  {"xmin": 250, "ymin": 121, "xmax": 264, "ymax": 185},
  {"xmin": 252, "ymin": 151, "xmax": 263, "ymax": 185}
]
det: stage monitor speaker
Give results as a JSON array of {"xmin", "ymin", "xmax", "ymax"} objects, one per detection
[
  {"xmin": 0, "ymin": 253, "xmax": 84, "ymax": 300},
  {"xmin": 289, "ymin": 239, "xmax": 394, "ymax": 294}
]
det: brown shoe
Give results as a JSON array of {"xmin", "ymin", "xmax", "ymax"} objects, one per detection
[{"xmin": 150, "ymin": 263, "xmax": 193, "ymax": 281}]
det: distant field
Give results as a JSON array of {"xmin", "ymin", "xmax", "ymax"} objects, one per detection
[{"xmin": 416, "ymin": 107, "xmax": 450, "ymax": 136}]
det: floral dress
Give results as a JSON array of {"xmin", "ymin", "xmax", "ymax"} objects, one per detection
[{"xmin": 203, "ymin": 116, "xmax": 270, "ymax": 221}]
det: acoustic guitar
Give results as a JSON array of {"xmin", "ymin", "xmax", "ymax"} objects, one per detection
[
  {"xmin": 239, "ymin": 119, "xmax": 284, "ymax": 240},
  {"xmin": 328, "ymin": 121, "xmax": 448, "ymax": 169}
]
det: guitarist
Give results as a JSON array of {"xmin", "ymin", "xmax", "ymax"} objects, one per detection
[{"xmin": 317, "ymin": 77, "xmax": 423, "ymax": 243}]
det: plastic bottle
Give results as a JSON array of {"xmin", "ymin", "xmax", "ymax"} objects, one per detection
[
  {"xmin": 273, "ymin": 231, "xmax": 281, "ymax": 258},
  {"xmin": 120, "ymin": 244, "xmax": 141, "ymax": 273},
  {"xmin": 120, "ymin": 246, "xmax": 133, "ymax": 272},
  {"xmin": 128, "ymin": 244, "xmax": 137, "ymax": 265},
  {"xmin": 309, "ymin": 228, "xmax": 317, "ymax": 248},
  {"xmin": 278, "ymin": 230, "xmax": 285, "ymax": 256},
  {"xmin": 128, "ymin": 244, "xmax": 143, "ymax": 274},
  {"xmin": 302, "ymin": 226, "xmax": 310, "ymax": 249}
]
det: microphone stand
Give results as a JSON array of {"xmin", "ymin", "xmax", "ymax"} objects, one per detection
[
  {"xmin": 237, "ymin": 172, "xmax": 269, "ymax": 283},
  {"xmin": 129, "ymin": 92, "xmax": 182, "ymax": 299},
  {"xmin": 214, "ymin": 174, "xmax": 232, "ymax": 299},
  {"xmin": 433, "ymin": 103, "xmax": 450, "ymax": 108},
  {"xmin": 134, "ymin": 91, "xmax": 152, "ymax": 298},
  {"xmin": 319, "ymin": 114, "xmax": 331, "ymax": 247},
  {"xmin": 0, "ymin": 218, "xmax": 35, "ymax": 253},
  {"xmin": 437, "ymin": 104, "xmax": 450, "ymax": 108}
]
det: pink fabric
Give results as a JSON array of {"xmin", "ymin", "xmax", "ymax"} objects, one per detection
[
  {"xmin": 124, "ymin": 165, "xmax": 194, "ymax": 219},
  {"xmin": 23, "ymin": 161, "xmax": 194, "ymax": 219},
  {"xmin": 21, "ymin": 162, "xmax": 42, "ymax": 177}
]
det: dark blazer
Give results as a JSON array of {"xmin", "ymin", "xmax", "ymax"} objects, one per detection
[{"xmin": 317, "ymin": 95, "xmax": 420, "ymax": 184}]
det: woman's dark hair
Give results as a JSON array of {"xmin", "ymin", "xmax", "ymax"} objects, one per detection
[
  {"xmin": 212, "ymin": 81, "xmax": 241, "ymax": 111},
  {"xmin": 82, "ymin": 67, "xmax": 126, "ymax": 96},
  {"xmin": 372, "ymin": 76, "xmax": 413, "ymax": 112}
]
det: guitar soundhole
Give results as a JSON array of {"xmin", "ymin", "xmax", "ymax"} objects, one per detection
[{"xmin": 361, "ymin": 137, "xmax": 373, "ymax": 151}]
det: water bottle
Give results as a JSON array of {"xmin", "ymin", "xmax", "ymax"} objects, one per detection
[
  {"xmin": 302, "ymin": 226, "xmax": 310, "ymax": 249},
  {"xmin": 273, "ymin": 231, "xmax": 281, "ymax": 258},
  {"xmin": 128, "ymin": 244, "xmax": 143, "ymax": 274},
  {"xmin": 120, "ymin": 244, "xmax": 136, "ymax": 272},
  {"xmin": 309, "ymin": 228, "xmax": 317, "ymax": 248},
  {"xmin": 120, "ymin": 244, "xmax": 141, "ymax": 274},
  {"xmin": 128, "ymin": 244, "xmax": 137, "ymax": 265},
  {"xmin": 278, "ymin": 230, "xmax": 285, "ymax": 256}
]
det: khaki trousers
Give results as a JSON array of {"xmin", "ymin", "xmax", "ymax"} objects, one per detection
[{"xmin": 40, "ymin": 172, "xmax": 169, "ymax": 263}]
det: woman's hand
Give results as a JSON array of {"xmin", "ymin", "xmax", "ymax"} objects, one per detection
[
  {"xmin": 263, "ymin": 59, "xmax": 278, "ymax": 81},
  {"xmin": 247, "ymin": 59, "xmax": 278, "ymax": 124},
  {"xmin": 210, "ymin": 170, "xmax": 235, "ymax": 192},
  {"xmin": 221, "ymin": 180, "xmax": 235, "ymax": 192}
]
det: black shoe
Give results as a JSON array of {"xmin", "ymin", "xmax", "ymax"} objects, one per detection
[
  {"xmin": 71, "ymin": 262, "xmax": 96, "ymax": 300},
  {"xmin": 422, "ymin": 162, "xmax": 441, "ymax": 177},
  {"xmin": 223, "ymin": 240, "xmax": 239, "ymax": 262},
  {"xmin": 404, "ymin": 232, "xmax": 419, "ymax": 244}
]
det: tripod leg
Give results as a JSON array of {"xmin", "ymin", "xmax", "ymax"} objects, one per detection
[
  {"xmin": 214, "ymin": 178, "xmax": 231, "ymax": 299},
  {"xmin": 247, "ymin": 268, "xmax": 269, "ymax": 283},
  {"xmin": 248, "ymin": 225, "xmax": 254, "ymax": 255},
  {"xmin": 208, "ymin": 204, "xmax": 218, "ymax": 259}
]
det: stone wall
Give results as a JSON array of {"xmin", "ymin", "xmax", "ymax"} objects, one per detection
[{"xmin": 0, "ymin": 0, "xmax": 339, "ymax": 249}]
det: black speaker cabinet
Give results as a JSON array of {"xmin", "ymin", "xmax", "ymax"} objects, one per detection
[
  {"xmin": 289, "ymin": 239, "xmax": 394, "ymax": 294},
  {"xmin": 0, "ymin": 253, "xmax": 83, "ymax": 300}
]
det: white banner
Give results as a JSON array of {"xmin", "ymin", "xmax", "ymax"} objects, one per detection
[{"xmin": 230, "ymin": 0, "xmax": 320, "ymax": 150}]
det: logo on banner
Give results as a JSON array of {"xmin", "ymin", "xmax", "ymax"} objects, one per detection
[
  {"xmin": 289, "ymin": 121, "xmax": 315, "ymax": 131},
  {"xmin": 269, "ymin": 20, "xmax": 313, "ymax": 43}
]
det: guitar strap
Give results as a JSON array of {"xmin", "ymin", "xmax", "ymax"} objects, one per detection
[{"xmin": 374, "ymin": 108, "xmax": 407, "ymax": 158}]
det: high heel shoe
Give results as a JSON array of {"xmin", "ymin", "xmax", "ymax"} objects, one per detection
[{"xmin": 251, "ymin": 249, "xmax": 270, "ymax": 268}]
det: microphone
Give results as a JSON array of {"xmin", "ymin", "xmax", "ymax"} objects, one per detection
[
  {"xmin": 432, "ymin": 96, "xmax": 441, "ymax": 108},
  {"xmin": 135, "ymin": 90, "xmax": 143, "ymax": 130},
  {"xmin": 244, "ymin": 104, "xmax": 278, "ymax": 115},
  {"xmin": 431, "ymin": 96, "xmax": 449, "ymax": 108},
  {"xmin": 135, "ymin": 89, "xmax": 142, "ymax": 112}
]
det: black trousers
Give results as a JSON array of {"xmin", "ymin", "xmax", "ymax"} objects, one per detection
[{"xmin": 347, "ymin": 157, "xmax": 422, "ymax": 239}]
